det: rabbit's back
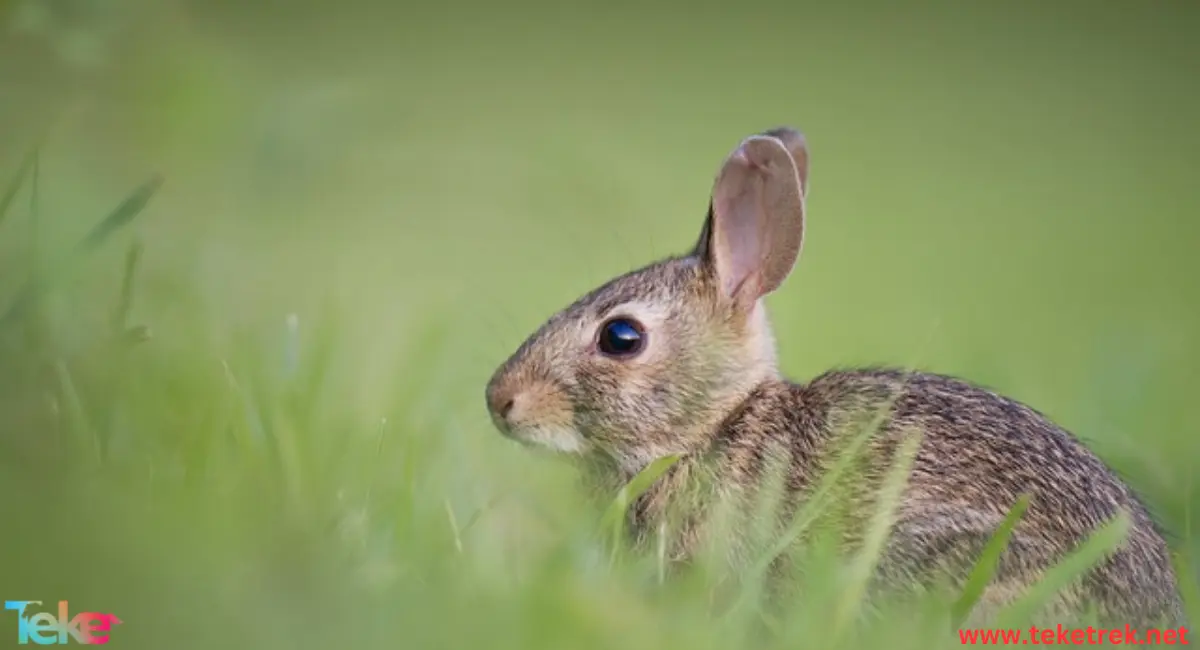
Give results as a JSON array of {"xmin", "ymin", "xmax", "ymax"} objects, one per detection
[{"xmin": 788, "ymin": 368, "xmax": 1184, "ymax": 626}]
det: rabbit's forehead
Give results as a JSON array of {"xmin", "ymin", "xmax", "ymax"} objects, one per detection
[
  {"xmin": 580, "ymin": 258, "xmax": 700, "ymax": 316},
  {"xmin": 575, "ymin": 272, "xmax": 693, "ymax": 331},
  {"xmin": 592, "ymin": 291, "xmax": 675, "ymax": 325}
]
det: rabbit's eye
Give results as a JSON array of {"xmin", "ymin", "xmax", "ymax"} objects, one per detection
[{"xmin": 597, "ymin": 318, "xmax": 646, "ymax": 357}]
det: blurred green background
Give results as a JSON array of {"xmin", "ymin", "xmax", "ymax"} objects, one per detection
[{"xmin": 1, "ymin": 0, "xmax": 1198, "ymax": 648}]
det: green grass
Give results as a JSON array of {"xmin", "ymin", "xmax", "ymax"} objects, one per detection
[{"xmin": 2, "ymin": 1, "xmax": 1199, "ymax": 649}]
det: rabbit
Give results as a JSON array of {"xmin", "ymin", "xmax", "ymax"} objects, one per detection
[{"xmin": 484, "ymin": 127, "xmax": 1186, "ymax": 628}]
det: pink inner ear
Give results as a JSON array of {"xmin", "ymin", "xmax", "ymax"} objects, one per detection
[
  {"xmin": 707, "ymin": 135, "xmax": 806, "ymax": 307},
  {"xmin": 711, "ymin": 165, "xmax": 765, "ymax": 300}
]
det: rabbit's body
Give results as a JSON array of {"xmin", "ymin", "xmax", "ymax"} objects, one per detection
[
  {"xmin": 485, "ymin": 128, "xmax": 1185, "ymax": 627},
  {"xmin": 619, "ymin": 367, "xmax": 1183, "ymax": 627}
]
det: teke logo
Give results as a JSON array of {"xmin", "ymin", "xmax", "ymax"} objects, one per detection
[{"xmin": 4, "ymin": 601, "xmax": 121, "ymax": 645}]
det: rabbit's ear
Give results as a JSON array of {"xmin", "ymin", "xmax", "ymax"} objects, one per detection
[{"xmin": 694, "ymin": 128, "xmax": 808, "ymax": 310}]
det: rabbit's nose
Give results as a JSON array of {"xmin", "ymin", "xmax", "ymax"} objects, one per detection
[
  {"xmin": 486, "ymin": 381, "xmax": 517, "ymax": 430},
  {"xmin": 496, "ymin": 396, "xmax": 515, "ymax": 420}
]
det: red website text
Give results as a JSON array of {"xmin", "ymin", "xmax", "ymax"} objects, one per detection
[{"xmin": 959, "ymin": 624, "xmax": 1190, "ymax": 645}]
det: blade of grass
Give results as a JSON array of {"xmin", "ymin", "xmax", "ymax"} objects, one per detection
[
  {"xmin": 1170, "ymin": 551, "xmax": 1200, "ymax": 628},
  {"xmin": 457, "ymin": 496, "xmax": 501, "ymax": 539},
  {"xmin": 445, "ymin": 498, "xmax": 464, "ymax": 554},
  {"xmin": 735, "ymin": 372, "xmax": 917, "ymax": 599},
  {"xmin": 2, "ymin": 175, "xmax": 164, "ymax": 327},
  {"xmin": 53, "ymin": 360, "xmax": 100, "ymax": 464},
  {"xmin": 717, "ymin": 450, "xmax": 794, "ymax": 625},
  {"xmin": 0, "ymin": 146, "xmax": 38, "ymax": 229},
  {"xmin": 111, "ymin": 240, "xmax": 144, "ymax": 332},
  {"xmin": 29, "ymin": 148, "xmax": 40, "ymax": 261},
  {"xmin": 950, "ymin": 493, "xmax": 1032, "ymax": 628},
  {"xmin": 656, "ymin": 520, "xmax": 668, "ymax": 585},
  {"xmin": 76, "ymin": 174, "xmax": 164, "ymax": 254},
  {"xmin": 832, "ymin": 429, "xmax": 924, "ymax": 636},
  {"xmin": 723, "ymin": 336, "xmax": 938, "ymax": 630},
  {"xmin": 995, "ymin": 509, "xmax": 1132, "ymax": 627},
  {"xmin": 285, "ymin": 305, "xmax": 340, "ymax": 429},
  {"xmin": 363, "ymin": 416, "xmax": 391, "ymax": 510},
  {"xmin": 87, "ymin": 239, "xmax": 148, "ymax": 465},
  {"xmin": 600, "ymin": 454, "xmax": 682, "ymax": 560},
  {"xmin": 244, "ymin": 357, "xmax": 307, "ymax": 520},
  {"xmin": 719, "ymin": 432, "xmax": 883, "ymax": 630}
]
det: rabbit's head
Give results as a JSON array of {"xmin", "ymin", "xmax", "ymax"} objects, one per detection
[{"xmin": 486, "ymin": 128, "xmax": 809, "ymax": 473}]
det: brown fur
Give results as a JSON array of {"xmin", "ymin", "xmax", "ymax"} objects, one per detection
[{"xmin": 484, "ymin": 128, "xmax": 1185, "ymax": 627}]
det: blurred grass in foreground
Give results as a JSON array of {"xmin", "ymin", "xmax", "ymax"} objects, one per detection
[{"xmin": 1, "ymin": 0, "xmax": 1199, "ymax": 648}]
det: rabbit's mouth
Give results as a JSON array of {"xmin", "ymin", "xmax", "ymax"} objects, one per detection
[{"xmin": 502, "ymin": 424, "xmax": 589, "ymax": 455}]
